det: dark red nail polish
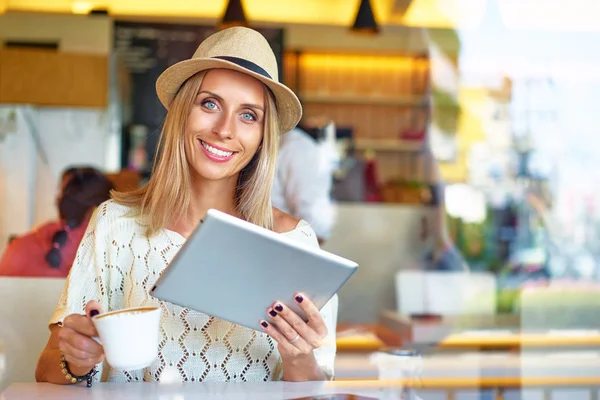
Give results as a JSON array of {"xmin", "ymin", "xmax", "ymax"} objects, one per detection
[
  {"xmin": 269, "ymin": 310, "xmax": 277, "ymax": 317},
  {"xmin": 261, "ymin": 321, "xmax": 268, "ymax": 328},
  {"xmin": 275, "ymin": 304, "xmax": 283, "ymax": 312},
  {"xmin": 295, "ymin": 295, "xmax": 304, "ymax": 303},
  {"xmin": 90, "ymin": 310, "xmax": 99, "ymax": 317}
]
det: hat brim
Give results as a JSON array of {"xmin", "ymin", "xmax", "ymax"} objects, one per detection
[{"xmin": 155, "ymin": 58, "xmax": 302, "ymax": 134}]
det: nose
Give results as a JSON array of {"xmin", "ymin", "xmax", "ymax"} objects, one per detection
[{"xmin": 212, "ymin": 112, "xmax": 235, "ymax": 140}]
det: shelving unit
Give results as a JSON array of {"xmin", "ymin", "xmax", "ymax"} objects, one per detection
[
  {"xmin": 283, "ymin": 50, "xmax": 431, "ymax": 185},
  {"xmin": 299, "ymin": 93, "xmax": 428, "ymax": 107}
]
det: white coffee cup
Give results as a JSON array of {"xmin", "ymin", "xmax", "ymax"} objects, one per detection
[{"xmin": 91, "ymin": 306, "xmax": 161, "ymax": 370}]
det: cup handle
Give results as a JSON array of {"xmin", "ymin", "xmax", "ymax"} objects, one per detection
[{"xmin": 92, "ymin": 336, "xmax": 102, "ymax": 345}]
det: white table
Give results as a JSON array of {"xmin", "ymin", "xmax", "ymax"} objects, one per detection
[{"xmin": 0, "ymin": 382, "xmax": 405, "ymax": 400}]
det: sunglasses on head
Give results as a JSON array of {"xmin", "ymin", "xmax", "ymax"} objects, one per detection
[{"xmin": 45, "ymin": 226, "xmax": 70, "ymax": 269}]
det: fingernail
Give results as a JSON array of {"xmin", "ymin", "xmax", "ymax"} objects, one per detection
[
  {"xmin": 261, "ymin": 321, "xmax": 268, "ymax": 328},
  {"xmin": 274, "ymin": 304, "xmax": 283, "ymax": 312},
  {"xmin": 269, "ymin": 310, "xmax": 277, "ymax": 317},
  {"xmin": 90, "ymin": 310, "xmax": 99, "ymax": 317},
  {"xmin": 295, "ymin": 295, "xmax": 304, "ymax": 303}
]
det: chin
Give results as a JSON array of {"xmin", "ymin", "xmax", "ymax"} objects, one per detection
[{"xmin": 191, "ymin": 163, "xmax": 235, "ymax": 182}]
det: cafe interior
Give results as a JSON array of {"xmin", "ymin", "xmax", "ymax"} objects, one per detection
[{"xmin": 2, "ymin": 0, "xmax": 600, "ymax": 399}]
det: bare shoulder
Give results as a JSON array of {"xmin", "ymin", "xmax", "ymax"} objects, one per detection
[{"xmin": 272, "ymin": 207, "xmax": 301, "ymax": 234}]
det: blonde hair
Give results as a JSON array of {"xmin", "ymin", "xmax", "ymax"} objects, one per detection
[{"xmin": 112, "ymin": 70, "xmax": 280, "ymax": 237}]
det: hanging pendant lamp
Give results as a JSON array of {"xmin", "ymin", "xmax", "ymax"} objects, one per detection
[
  {"xmin": 219, "ymin": 0, "xmax": 248, "ymax": 30},
  {"xmin": 351, "ymin": 0, "xmax": 380, "ymax": 34}
]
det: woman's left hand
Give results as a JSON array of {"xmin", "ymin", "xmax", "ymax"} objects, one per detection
[{"xmin": 260, "ymin": 293, "xmax": 327, "ymax": 359}]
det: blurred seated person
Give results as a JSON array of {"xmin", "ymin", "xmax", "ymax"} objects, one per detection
[
  {"xmin": 331, "ymin": 140, "xmax": 366, "ymax": 202},
  {"xmin": 272, "ymin": 116, "xmax": 336, "ymax": 244},
  {"xmin": 57, "ymin": 165, "xmax": 97, "ymax": 205},
  {"xmin": 421, "ymin": 148, "xmax": 469, "ymax": 272},
  {"xmin": 0, "ymin": 167, "xmax": 113, "ymax": 277}
]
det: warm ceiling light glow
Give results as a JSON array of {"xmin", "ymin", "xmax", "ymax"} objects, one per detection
[
  {"xmin": 300, "ymin": 53, "xmax": 417, "ymax": 71},
  {"xmin": 4, "ymin": 0, "xmax": 70, "ymax": 13},
  {"xmin": 249, "ymin": 1, "xmax": 357, "ymax": 25},
  {"xmin": 0, "ymin": 0, "xmax": 6, "ymax": 14},
  {"xmin": 4, "ymin": 0, "xmax": 365, "ymax": 26},
  {"xmin": 108, "ymin": 0, "xmax": 222, "ymax": 18},
  {"xmin": 71, "ymin": 1, "xmax": 94, "ymax": 14},
  {"xmin": 400, "ymin": 0, "xmax": 486, "ymax": 29}
]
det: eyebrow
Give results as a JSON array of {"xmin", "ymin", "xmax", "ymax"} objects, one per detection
[{"xmin": 198, "ymin": 90, "xmax": 265, "ymax": 112}]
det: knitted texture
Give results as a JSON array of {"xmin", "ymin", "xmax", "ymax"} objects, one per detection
[{"xmin": 50, "ymin": 200, "xmax": 336, "ymax": 382}]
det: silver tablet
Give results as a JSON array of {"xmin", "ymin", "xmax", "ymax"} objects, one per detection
[{"xmin": 151, "ymin": 209, "xmax": 358, "ymax": 332}]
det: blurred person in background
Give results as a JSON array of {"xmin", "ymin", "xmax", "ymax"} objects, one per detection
[
  {"xmin": 0, "ymin": 167, "xmax": 113, "ymax": 277},
  {"xmin": 421, "ymin": 148, "xmax": 469, "ymax": 271},
  {"xmin": 272, "ymin": 116, "xmax": 337, "ymax": 244},
  {"xmin": 57, "ymin": 165, "xmax": 97, "ymax": 207}
]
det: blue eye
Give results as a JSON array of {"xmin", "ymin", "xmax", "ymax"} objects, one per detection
[
  {"xmin": 242, "ymin": 112, "xmax": 256, "ymax": 121},
  {"xmin": 201, "ymin": 100, "xmax": 217, "ymax": 110}
]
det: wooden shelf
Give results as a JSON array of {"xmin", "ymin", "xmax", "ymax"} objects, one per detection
[
  {"xmin": 285, "ymin": 49, "xmax": 431, "ymax": 183},
  {"xmin": 300, "ymin": 93, "xmax": 428, "ymax": 107},
  {"xmin": 354, "ymin": 139, "xmax": 424, "ymax": 152}
]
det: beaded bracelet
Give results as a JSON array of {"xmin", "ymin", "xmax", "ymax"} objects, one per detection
[{"xmin": 59, "ymin": 352, "xmax": 97, "ymax": 388}]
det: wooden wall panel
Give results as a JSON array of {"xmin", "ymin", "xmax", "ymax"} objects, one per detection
[{"xmin": 0, "ymin": 48, "xmax": 108, "ymax": 108}]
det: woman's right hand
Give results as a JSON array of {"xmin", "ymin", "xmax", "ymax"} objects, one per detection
[{"xmin": 58, "ymin": 301, "xmax": 105, "ymax": 375}]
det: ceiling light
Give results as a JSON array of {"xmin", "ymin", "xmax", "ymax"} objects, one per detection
[
  {"xmin": 72, "ymin": 1, "xmax": 94, "ymax": 15},
  {"xmin": 351, "ymin": 0, "xmax": 379, "ymax": 35},
  {"xmin": 401, "ymin": 0, "xmax": 486, "ymax": 29},
  {"xmin": 219, "ymin": 0, "xmax": 248, "ymax": 30}
]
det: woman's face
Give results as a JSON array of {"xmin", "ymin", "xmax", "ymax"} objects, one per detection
[{"xmin": 184, "ymin": 68, "xmax": 266, "ymax": 185}]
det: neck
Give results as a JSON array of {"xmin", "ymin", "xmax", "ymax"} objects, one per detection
[{"xmin": 171, "ymin": 174, "xmax": 239, "ymax": 237}]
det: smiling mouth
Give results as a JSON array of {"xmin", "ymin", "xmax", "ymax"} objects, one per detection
[{"xmin": 200, "ymin": 140, "xmax": 236, "ymax": 158}]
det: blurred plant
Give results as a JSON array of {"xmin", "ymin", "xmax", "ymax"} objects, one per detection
[{"xmin": 431, "ymin": 87, "xmax": 461, "ymax": 135}]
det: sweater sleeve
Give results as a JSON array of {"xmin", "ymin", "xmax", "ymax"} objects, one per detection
[{"xmin": 48, "ymin": 201, "xmax": 116, "ymax": 382}]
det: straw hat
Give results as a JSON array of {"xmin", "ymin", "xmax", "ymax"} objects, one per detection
[{"xmin": 156, "ymin": 27, "xmax": 302, "ymax": 134}]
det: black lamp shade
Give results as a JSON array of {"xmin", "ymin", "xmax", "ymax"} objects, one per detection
[
  {"xmin": 351, "ymin": 0, "xmax": 379, "ymax": 34},
  {"xmin": 220, "ymin": 0, "xmax": 248, "ymax": 29}
]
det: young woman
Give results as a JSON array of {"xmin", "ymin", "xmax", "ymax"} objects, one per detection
[{"xmin": 35, "ymin": 27, "xmax": 337, "ymax": 385}]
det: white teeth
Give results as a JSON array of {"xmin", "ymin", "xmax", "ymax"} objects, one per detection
[{"xmin": 201, "ymin": 140, "xmax": 233, "ymax": 157}]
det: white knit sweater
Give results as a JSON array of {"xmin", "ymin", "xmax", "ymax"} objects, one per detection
[{"xmin": 50, "ymin": 200, "xmax": 337, "ymax": 383}]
